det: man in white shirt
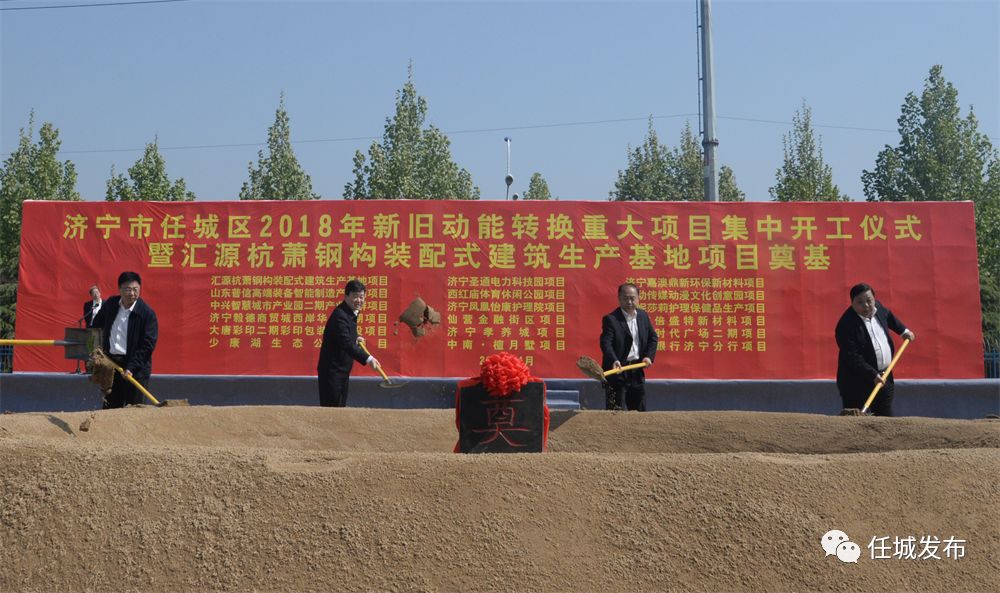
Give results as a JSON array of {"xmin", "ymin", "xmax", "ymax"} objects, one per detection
[
  {"xmin": 835, "ymin": 283, "xmax": 915, "ymax": 416},
  {"xmin": 83, "ymin": 286, "xmax": 102, "ymax": 328},
  {"xmin": 92, "ymin": 271, "xmax": 158, "ymax": 409},
  {"xmin": 599, "ymin": 283, "xmax": 659, "ymax": 411}
]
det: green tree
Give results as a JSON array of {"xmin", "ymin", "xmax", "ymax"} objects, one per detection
[
  {"xmin": 672, "ymin": 121, "xmax": 705, "ymax": 200},
  {"xmin": 676, "ymin": 124, "xmax": 745, "ymax": 202},
  {"xmin": 523, "ymin": 172, "xmax": 551, "ymax": 200},
  {"xmin": 344, "ymin": 66, "xmax": 479, "ymax": 200},
  {"xmin": 0, "ymin": 113, "xmax": 79, "ymax": 338},
  {"xmin": 611, "ymin": 119, "xmax": 743, "ymax": 201},
  {"xmin": 719, "ymin": 166, "xmax": 746, "ymax": 202},
  {"xmin": 770, "ymin": 102, "xmax": 847, "ymax": 201},
  {"xmin": 861, "ymin": 65, "xmax": 1000, "ymax": 344},
  {"xmin": 610, "ymin": 118, "xmax": 676, "ymax": 201},
  {"xmin": 105, "ymin": 138, "xmax": 195, "ymax": 201},
  {"xmin": 240, "ymin": 95, "xmax": 318, "ymax": 200}
]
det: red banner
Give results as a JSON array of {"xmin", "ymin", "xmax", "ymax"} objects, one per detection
[{"xmin": 14, "ymin": 200, "xmax": 983, "ymax": 379}]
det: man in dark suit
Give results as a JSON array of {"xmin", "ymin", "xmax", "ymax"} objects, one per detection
[
  {"xmin": 317, "ymin": 279, "xmax": 381, "ymax": 407},
  {"xmin": 92, "ymin": 271, "xmax": 158, "ymax": 409},
  {"xmin": 835, "ymin": 283, "xmax": 915, "ymax": 416},
  {"xmin": 83, "ymin": 285, "xmax": 102, "ymax": 328},
  {"xmin": 600, "ymin": 283, "xmax": 659, "ymax": 411}
]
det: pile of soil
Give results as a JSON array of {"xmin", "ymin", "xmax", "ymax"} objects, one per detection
[{"xmin": 1, "ymin": 406, "xmax": 997, "ymax": 593}]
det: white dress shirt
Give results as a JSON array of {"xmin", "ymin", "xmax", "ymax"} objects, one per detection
[
  {"xmin": 109, "ymin": 300, "xmax": 135, "ymax": 356},
  {"xmin": 622, "ymin": 308, "xmax": 640, "ymax": 361},
  {"xmin": 859, "ymin": 309, "xmax": 892, "ymax": 371},
  {"xmin": 89, "ymin": 299, "xmax": 102, "ymax": 324}
]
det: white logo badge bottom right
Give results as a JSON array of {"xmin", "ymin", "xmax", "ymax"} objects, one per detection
[{"xmin": 822, "ymin": 529, "xmax": 860, "ymax": 563}]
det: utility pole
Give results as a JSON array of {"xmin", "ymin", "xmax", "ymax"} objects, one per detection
[
  {"xmin": 504, "ymin": 137, "xmax": 514, "ymax": 200},
  {"xmin": 698, "ymin": 0, "xmax": 719, "ymax": 201}
]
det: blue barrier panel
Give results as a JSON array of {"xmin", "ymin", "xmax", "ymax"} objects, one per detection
[{"xmin": 1, "ymin": 373, "xmax": 997, "ymax": 419}]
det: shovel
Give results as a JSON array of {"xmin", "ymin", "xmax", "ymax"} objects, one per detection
[
  {"xmin": 0, "ymin": 327, "xmax": 101, "ymax": 362},
  {"xmin": 358, "ymin": 340, "xmax": 406, "ymax": 389},
  {"xmin": 87, "ymin": 348, "xmax": 163, "ymax": 406},
  {"xmin": 89, "ymin": 349, "xmax": 189, "ymax": 408},
  {"xmin": 577, "ymin": 356, "xmax": 650, "ymax": 385},
  {"xmin": 860, "ymin": 338, "xmax": 911, "ymax": 415},
  {"xmin": 3, "ymin": 331, "xmax": 186, "ymax": 408}
]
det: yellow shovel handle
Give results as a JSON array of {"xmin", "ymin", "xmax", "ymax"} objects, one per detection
[
  {"xmin": 358, "ymin": 340, "xmax": 391, "ymax": 383},
  {"xmin": 108, "ymin": 361, "xmax": 160, "ymax": 406},
  {"xmin": 861, "ymin": 338, "xmax": 910, "ymax": 414},
  {"xmin": 0, "ymin": 339, "xmax": 64, "ymax": 346},
  {"xmin": 1, "ymin": 339, "xmax": 161, "ymax": 406},
  {"xmin": 604, "ymin": 360, "xmax": 650, "ymax": 377}
]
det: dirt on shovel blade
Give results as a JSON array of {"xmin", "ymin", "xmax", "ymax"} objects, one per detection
[{"xmin": 159, "ymin": 399, "xmax": 190, "ymax": 407}]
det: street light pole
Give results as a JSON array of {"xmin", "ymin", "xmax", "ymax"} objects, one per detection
[{"xmin": 504, "ymin": 137, "xmax": 513, "ymax": 200}]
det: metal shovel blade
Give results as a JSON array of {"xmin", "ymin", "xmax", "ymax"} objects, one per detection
[{"xmin": 63, "ymin": 327, "xmax": 102, "ymax": 360}]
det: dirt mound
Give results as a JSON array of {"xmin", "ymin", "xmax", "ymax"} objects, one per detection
[
  {"xmin": 1, "ymin": 407, "xmax": 998, "ymax": 593},
  {"xmin": 3, "ymin": 407, "xmax": 997, "ymax": 454}
]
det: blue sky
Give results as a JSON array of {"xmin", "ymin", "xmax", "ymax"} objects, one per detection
[{"xmin": 2, "ymin": 0, "xmax": 998, "ymax": 202}]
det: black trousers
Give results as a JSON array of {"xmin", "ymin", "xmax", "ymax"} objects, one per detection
[
  {"xmin": 318, "ymin": 371, "xmax": 350, "ymax": 407},
  {"xmin": 103, "ymin": 355, "xmax": 149, "ymax": 409},
  {"xmin": 605, "ymin": 366, "xmax": 647, "ymax": 411},
  {"xmin": 841, "ymin": 373, "xmax": 894, "ymax": 417}
]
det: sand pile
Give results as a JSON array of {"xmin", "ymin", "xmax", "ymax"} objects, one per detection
[{"xmin": 1, "ymin": 407, "xmax": 998, "ymax": 593}]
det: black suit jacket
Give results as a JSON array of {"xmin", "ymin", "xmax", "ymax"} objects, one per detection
[
  {"xmin": 84, "ymin": 301, "xmax": 96, "ymax": 327},
  {"xmin": 317, "ymin": 301, "xmax": 369, "ymax": 377},
  {"xmin": 92, "ymin": 295, "xmax": 158, "ymax": 380},
  {"xmin": 600, "ymin": 308, "xmax": 658, "ymax": 372},
  {"xmin": 835, "ymin": 300, "xmax": 907, "ymax": 398}
]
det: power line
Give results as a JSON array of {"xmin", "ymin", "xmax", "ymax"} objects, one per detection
[
  {"xmin": 51, "ymin": 114, "xmax": 702, "ymax": 155},
  {"xmin": 0, "ymin": 0, "xmax": 190, "ymax": 11},
  {"xmin": 445, "ymin": 114, "xmax": 698, "ymax": 135},
  {"xmin": 718, "ymin": 115, "xmax": 896, "ymax": 134},
  {"xmin": 4, "ymin": 111, "xmax": 998, "ymax": 157},
  {"xmin": 59, "ymin": 137, "xmax": 373, "ymax": 155},
  {"xmin": 720, "ymin": 115, "xmax": 999, "ymax": 142}
]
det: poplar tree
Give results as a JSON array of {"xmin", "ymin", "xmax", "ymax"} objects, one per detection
[
  {"xmin": 718, "ymin": 166, "xmax": 746, "ymax": 202},
  {"xmin": 343, "ymin": 65, "xmax": 479, "ymax": 200},
  {"xmin": 770, "ymin": 102, "xmax": 847, "ymax": 201},
  {"xmin": 0, "ymin": 113, "xmax": 79, "ymax": 338},
  {"xmin": 240, "ymin": 95, "xmax": 318, "ymax": 200},
  {"xmin": 610, "ymin": 119, "xmax": 676, "ymax": 201},
  {"xmin": 861, "ymin": 65, "xmax": 1000, "ymax": 343},
  {"xmin": 611, "ymin": 119, "xmax": 743, "ymax": 201},
  {"xmin": 106, "ymin": 138, "xmax": 195, "ymax": 201},
  {"xmin": 523, "ymin": 173, "xmax": 551, "ymax": 200}
]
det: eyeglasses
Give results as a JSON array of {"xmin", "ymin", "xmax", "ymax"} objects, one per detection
[{"xmin": 120, "ymin": 286, "xmax": 140, "ymax": 293}]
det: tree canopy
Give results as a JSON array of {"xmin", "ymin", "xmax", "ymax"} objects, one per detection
[
  {"xmin": 523, "ymin": 173, "xmax": 551, "ymax": 200},
  {"xmin": 611, "ymin": 119, "xmax": 743, "ymax": 201},
  {"xmin": 0, "ymin": 113, "xmax": 79, "ymax": 338},
  {"xmin": 770, "ymin": 102, "xmax": 847, "ymax": 201},
  {"xmin": 343, "ymin": 66, "xmax": 479, "ymax": 200},
  {"xmin": 240, "ymin": 95, "xmax": 318, "ymax": 200},
  {"xmin": 862, "ymin": 65, "xmax": 1000, "ymax": 343},
  {"xmin": 718, "ymin": 166, "xmax": 745, "ymax": 202},
  {"xmin": 105, "ymin": 138, "xmax": 195, "ymax": 201}
]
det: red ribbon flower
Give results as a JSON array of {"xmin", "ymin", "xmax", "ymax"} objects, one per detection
[{"xmin": 480, "ymin": 352, "xmax": 532, "ymax": 397}]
